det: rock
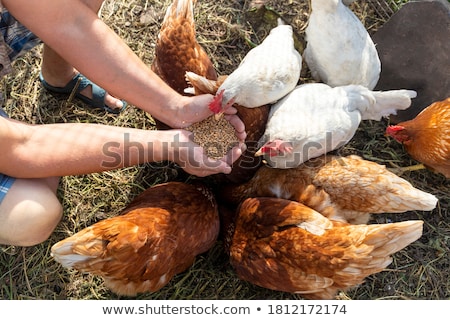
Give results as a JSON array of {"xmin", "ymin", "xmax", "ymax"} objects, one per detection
[{"xmin": 372, "ymin": 0, "xmax": 450, "ymax": 123}]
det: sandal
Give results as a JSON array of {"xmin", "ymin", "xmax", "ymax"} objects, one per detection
[{"xmin": 39, "ymin": 72, "xmax": 127, "ymax": 114}]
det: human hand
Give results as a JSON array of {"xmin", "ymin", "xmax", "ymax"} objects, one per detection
[
  {"xmin": 168, "ymin": 129, "xmax": 247, "ymax": 177},
  {"xmin": 167, "ymin": 94, "xmax": 247, "ymax": 142}
]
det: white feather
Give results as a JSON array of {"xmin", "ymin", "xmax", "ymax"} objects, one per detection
[
  {"xmin": 304, "ymin": 0, "xmax": 381, "ymax": 89},
  {"xmin": 258, "ymin": 83, "xmax": 416, "ymax": 169},
  {"xmin": 216, "ymin": 20, "xmax": 302, "ymax": 108}
]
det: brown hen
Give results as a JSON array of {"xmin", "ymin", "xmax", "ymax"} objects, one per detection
[
  {"xmin": 227, "ymin": 197, "xmax": 423, "ymax": 299},
  {"xmin": 386, "ymin": 97, "xmax": 450, "ymax": 178},
  {"xmin": 51, "ymin": 182, "xmax": 219, "ymax": 296},
  {"xmin": 217, "ymin": 154, "xmax": 437, "ymax": 224},
  {"xmin": 151, "ymin": 0, "xmax": 217, "ymax": 93},
  {"xmin": 151, "ymin": 0, "xmax": 217, "ymax": 129}
]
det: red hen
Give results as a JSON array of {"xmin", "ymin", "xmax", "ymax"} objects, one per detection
[
  {"xmin": 227, "ymin": 197, "xmax": 423, "ymax": 299},
  {"xmin": 51, "ymin": 182, "xmax": 219, "ymax": 296},
  {"xmin": 386, "ymin": 97, "xmax": 450, "ymax": 178}
]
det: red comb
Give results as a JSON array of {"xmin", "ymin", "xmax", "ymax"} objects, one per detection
[
  {"xmin": 262, "ymin": 146, "xmax": 279, "ymax": 157},
  {"xmin": 208, "ymin": 90, "xmax": 224, "ymax": 114},
  {"xmin": 260, "ymin": 146, "xmax": 271, "ymax": 154},
  {"xmin": 386, "ymin": 125, "xmax": 405, "ymax": 135}
]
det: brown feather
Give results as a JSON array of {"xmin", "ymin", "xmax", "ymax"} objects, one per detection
[
  {"xmin": 150, "ymin": 0, "xmax": 217, "ymax": 130},
  {"xmin": 151, "ymin": 0, "xmax": 217, "ymax": 94},
  {"xmin": 51, "ymin": 182, "xmax": 219, "ymax": 296},
  {"xmin": 229, "ymin": 197, "xmax": 423, "ymax": 299},
  {"xmin": 217, "ymin": 154, "xmax": 437, "ymax": 224},
  {"xmin": 389, "ymin": 97, "xmax": 450, "ymax": 178}
]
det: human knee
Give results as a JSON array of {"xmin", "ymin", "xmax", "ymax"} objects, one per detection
[
  {"xmin": 18, "ymin": 197, "xmax": 63, "ymax": 246},
  {"xmin": 0, "ymin": 180, "xmax": 63, "ymax": 246}
]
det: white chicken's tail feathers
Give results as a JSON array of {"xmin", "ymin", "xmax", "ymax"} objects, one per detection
[
  {"xmin": 268, "ymin": 18, "xmax": 293, "ymax": 39},
  {"xmin": 362, "ymin": 89, "xmax": 417, "ymax": 120}
]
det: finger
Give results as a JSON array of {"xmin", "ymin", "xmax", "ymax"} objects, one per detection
[
  {"xmin": 198, "ymin": 159, "xmax": 232, "ymax": 176},
  {"xmin": 224, "ymin": 114, "xmax": 247, "ymax": 141},
  {"xmin": 222, "ymin": 106, "xmax": 238, "ymax": 115},
  {"xmin": 222, "ymin": 142, "xmax": 246, "ymax": 166}
]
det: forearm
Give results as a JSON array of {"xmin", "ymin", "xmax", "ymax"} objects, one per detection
[
  {"xmin": 0, "ymin": 119, "xmax": 179, "ymax": 178},
  {"xmin": 2, "ymin": 0, "xmax": 183, "ymax": 124}
]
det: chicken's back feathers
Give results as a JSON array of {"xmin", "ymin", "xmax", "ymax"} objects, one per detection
[
  {"xmin": 304, "ymin": 0, "xmax": 381, "ymax": 89},
  {"xmin": 218, "ymin": 155, "xmax": 437, "ymax": 224},
  {"xmin": 386, "ymin": 97, "xmax": 450, "ymax": 178},
  {"xmin": 258, "ymin": 83, "xmax": 361, "ymax": 168},
  {"xmin": 229, "ymin": 197, "xmax": 423, "ymax": 299},
  {"xmin": 215, "ymin": 19, "xmax": 302, "ymax": 109},
  {"xmin": 51, "ymin": 182, "xmax": 219, "ymax": 296},
  {"xmin": 151, "ymin": 0, "xmax": 217, "ymax": 95},
  {"xmin": 257, "ymin": 84, "xmax": 415, "ymax": 168}
]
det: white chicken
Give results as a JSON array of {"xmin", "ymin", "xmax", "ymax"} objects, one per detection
[
  {"xmin": 304, "ymin": 0, "xmax": 381, "ymax": 89},
  {"xmin": 255, "ymin": 83, "xmax": 416, "ymax": 169},
  {"xmin": 208, "ymin": 18, "xmax": 302, "ymax": 118}
]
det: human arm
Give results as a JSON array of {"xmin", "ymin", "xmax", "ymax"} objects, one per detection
[
  {"xmin": 1, "ymin": 0, "xmax": 244, "ymax": 133},
  {"xmin": 0, "ymin": 117, "xmax": 245, "ymax": 178}
]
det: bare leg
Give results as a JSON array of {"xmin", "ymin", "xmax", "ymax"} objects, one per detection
[
  {"xmin": 40, "ymin": 0, "xmax": 124, "ymax": 111},
  {"xmin": 0, "ymin": 177, "xmax": 63, "ymax": 246}
]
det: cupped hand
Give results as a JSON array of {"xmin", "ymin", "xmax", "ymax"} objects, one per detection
[
  {"xmin": 168, "ymin": 94, "xmax": 247, "ymax": 142},
  {"xmin": 169, "ymin": 129, "xmax": 247, "ymax": 177}
]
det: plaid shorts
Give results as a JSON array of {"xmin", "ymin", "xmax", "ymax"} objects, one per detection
[
  {"xmin": 0, "ymin": 173, "xmax": 15, "ymax": 204},
  {"xmin": 0, "ymin": 8, "xmax": 40, "ymax": 61}
]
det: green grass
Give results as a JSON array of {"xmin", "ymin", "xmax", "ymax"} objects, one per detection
[{"xmin": 1, "ymin": 0, "xmax": 449, "ymax": 300}]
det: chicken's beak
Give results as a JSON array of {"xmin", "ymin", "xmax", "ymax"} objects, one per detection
[
  {"xmin": 214, "ymin": 111, "xmax": 225, "ymax": 121},
  {"xmin": 254, "ymin": 148, "xmax": 263, "ymax": 157},
  {"xmin": 214, "ymin": 97, "xmax": 236, "ymax": 121}
]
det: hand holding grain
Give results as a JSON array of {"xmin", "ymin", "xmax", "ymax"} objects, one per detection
[{"xmin": 169, "ymin": 129, "xmax": 246, "ymax": 177}]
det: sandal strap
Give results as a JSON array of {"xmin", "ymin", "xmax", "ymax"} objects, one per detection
[
  {"xmin": 40, "ymin": 72, "xmax": 126, "ymax": 114},
  {"xmin": 76, "ymin": 75, "xmax": 107, "ymax": 109}
]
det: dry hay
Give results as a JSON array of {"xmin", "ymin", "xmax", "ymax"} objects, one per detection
[{"xmin": 1, "ymin": 0, "xmax": 449, "ymax": 301}]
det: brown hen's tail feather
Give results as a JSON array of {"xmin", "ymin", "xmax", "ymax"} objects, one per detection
[
  {"xmin": 294, "ymin": 220, "xmax": 423, "ymax": 300},
  {"xmin": 362, "ymin": 220, "xmax": 423, "ymax": 258},
  {"xmin": 51, "ymin": 239, "xmax": 94, "ymax": 268},
  {"xmin": 324, "ymin": 220, "xmax": 424, "ymax": 299},
  {"xmin": 163, "ymin": 0, "xmax": 195, "ymax": 23}
]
